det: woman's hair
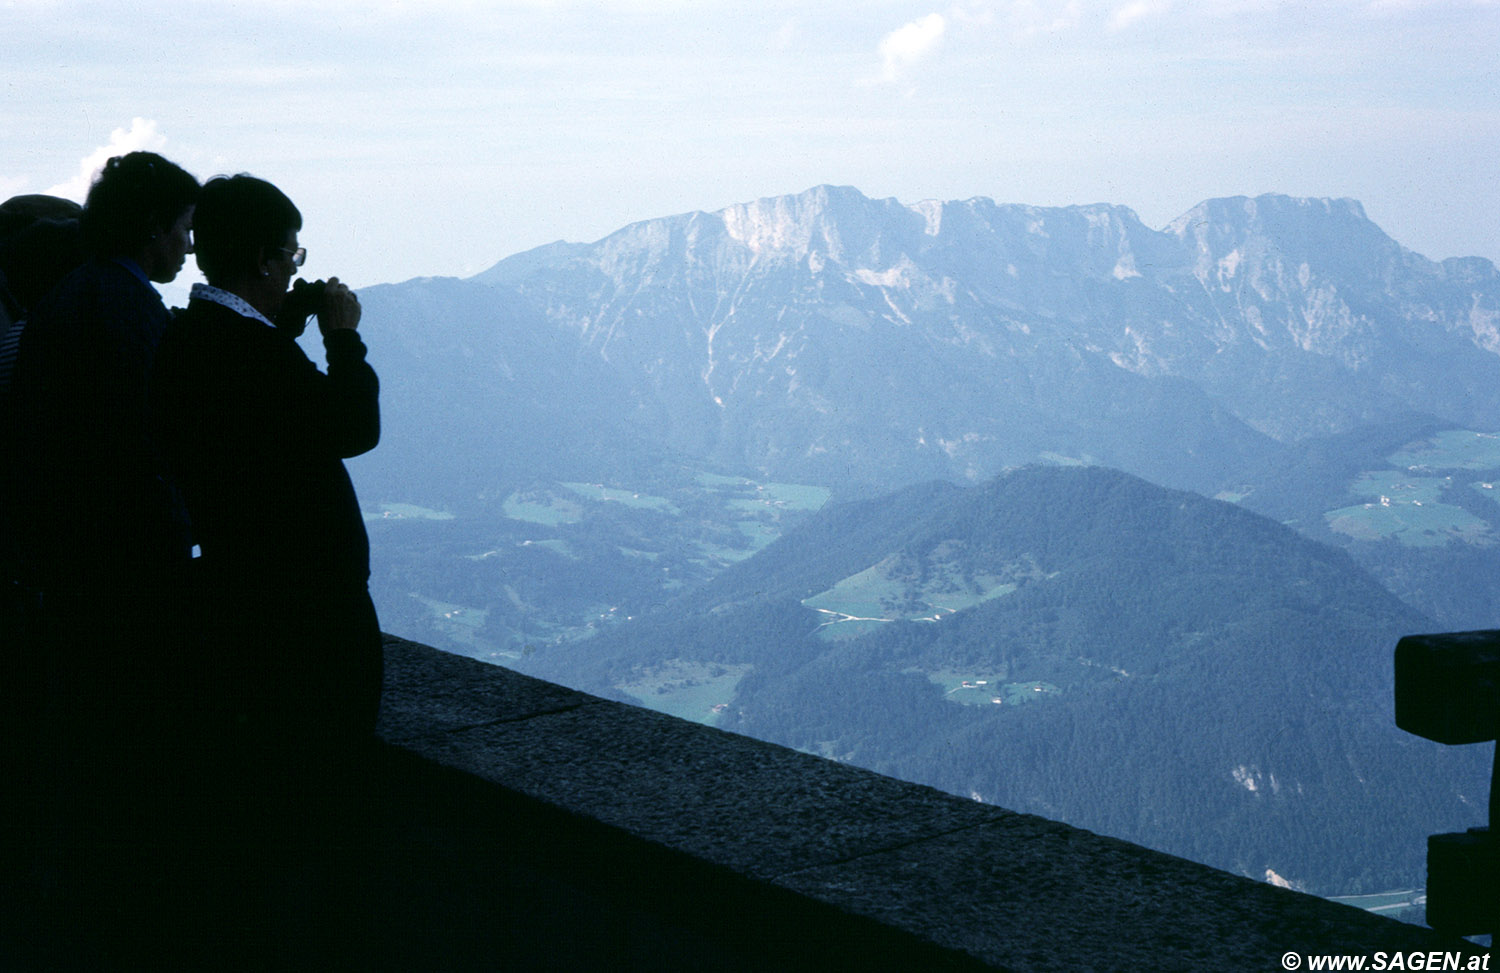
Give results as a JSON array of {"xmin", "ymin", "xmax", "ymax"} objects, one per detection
[
  {"xmin": 78, "ymin": 152, "xmax": 199, "ymax": 259},
  {"xmin": 192, "ymin": 174, "xmax": 303, "ymax": 285}
]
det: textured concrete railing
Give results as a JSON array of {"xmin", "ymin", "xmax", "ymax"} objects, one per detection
[{"xmin": 377, "ymin": 635, "xmax": 1489, "ymax": 971}]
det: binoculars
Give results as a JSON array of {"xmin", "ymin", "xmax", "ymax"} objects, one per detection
[{"xmin": 274, "ymin": 278, "xmax": 328, "ymax": 338}]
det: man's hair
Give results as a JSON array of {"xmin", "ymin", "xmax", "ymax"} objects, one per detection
[
  {"xmin": 78, "ymin": 152, "xmax": 199, "ymax": 259},
  {"xmin": 0, "ymin": 194, "xmax": 82, "ymax": 244},
  {"xmin": 192, "ymin": 174, "xmax": 303, "ymax": 285},
  {"xmin": 0, "ymin": 217, "xmax": 83, "ymax": 311}
]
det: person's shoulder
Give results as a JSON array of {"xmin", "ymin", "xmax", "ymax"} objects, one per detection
[
  {"xmin": 178, "ymin": 297, "xmax": 257, "ymax": 329},
  {"xmin": 25, "ymin": 259, "xmax": 96, "ymax": 316},
  {"xmin": 166, "ymin": 298, "xmax": 249, "ymax": 348},
  {"xmin": 177, "ymin": 298, "xmax": 302, "ymax": 354},
  {"xmin": 44, "ymin": 258, "xmax": 163, "ymax": 320},
  {"xmin": 92, "ymin": 258, "xmax": 157, "ymax": 301}
]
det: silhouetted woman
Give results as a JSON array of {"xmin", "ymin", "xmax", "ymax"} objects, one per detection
[
  {"xmin": 11, "ymin": 151, "xmax": 199, "ymax": 614},
  {"xmin": 154, "ymin": 172, "xmax": 382, "ymax": 757},
  {"xmin": 3, "ymin": 151, "xmax": 200, "ymax": 967}
]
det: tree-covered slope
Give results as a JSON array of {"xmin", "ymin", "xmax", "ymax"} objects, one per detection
[{"xmin": 522, "ymin": 465, "xmax": 1492, "ymax": 894}]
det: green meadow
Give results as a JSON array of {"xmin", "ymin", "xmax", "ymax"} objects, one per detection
[
  {"xmin": 502, "ymin": 490, "xmax": 585, "ymax": 526},
  {"xmin": 921, "ymin": 668, "xmax": 1063, "ymax": 707},
  {"xmin": 803, "ymin": 549, "xmax": 1018, "ymax": 640},
  {"xmin": 562, "ymin": 481, "xmax": 679, "ymax": 514},
  {"xmin": 1323, "ymin": 431, "xmax": 1500, "ymax": 546},
  {"xmin": 365, "ymin": 502, "xmax": 455, "ymax": 521},
  {"xmin": 1387, "ymin": 429, "xmax": 1500, "ymax": 470},
  {"xmin": 616, "ymin": 660, "xmax": 754, "ymax": 727}
]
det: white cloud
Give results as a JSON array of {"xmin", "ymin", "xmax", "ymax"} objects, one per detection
[
  {"xmin": 44, "ymin": 118, "xmax": 167, "ymax": 203},
  {"xmin": 879, "ymin": 13, "xmax": 947, "ymax": 81}
]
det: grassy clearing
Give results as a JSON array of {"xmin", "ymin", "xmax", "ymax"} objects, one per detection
[
  {"xmin": 520, "ymin": 538, "xmax": 576, "ymax": 558},
  {"xmin": 1325, "ymin": 499, "xmax": 1490, "ymax": 547},
  {"xmin": 616, "ymin": 660, "xmax": 754, "ymax": 726},
  {"xmin": 1326, "ymin": 465, "xmax": 1493, "ymax": 547},
  {"xmin": 735, "ymin": 519, "xmax": 780, "ymax": 549},
  {"xmin": 410, "ymin": 594, "xmax": 496, "ymax": 656},
  {"xmin": 803, "ymin": 547, "xmax": 1020, "ymax": 640},
  {"xmin": 742, "ymin": 481, "xmax": 832, "ymax": 512},
  {"xmin": 1388, "ymin": 429, "xmax": 1500, "ymax": 471},
  {"xmin": 1347, "ymin": 471, "xmax": 1449, "ymax": 504},
  {"xmin": 1469, "ymin": 480, "xmax": 1500, "ymax": 510},
  {"xmin": 683, "ymin": 477, "xmax": 831, "ymax": 567},
  {"xmin": 925, "ymin": 668, "xmax": 1005, "ymax": 705},
  {"xmin": 810, "ymin": 617, "xmax": 888, "ymax": 642},
  {"xmin": 412, "ymin": 594, "xmax": 487, "ymax": 632},
  {"xmin": 503, "ymin": 491, "xmax": 585, "ymax": 526},
  {"xmin": 562, "ymin": 481, "xmax": 679, "ymax": 514},
  {"xmin": 697, "ymin": 473, "xmax": 830, "ymax": 514},
  {"xmin": 803, "ymin": 562, "xmax": 896, "ymax": 620},
  {"xmin": 921, "ymin": 668, "xmax": 1062, "ymax": 707},
  {"xmin": 365, "ymin": 502, "xmax": 455, "ymax": 521}
]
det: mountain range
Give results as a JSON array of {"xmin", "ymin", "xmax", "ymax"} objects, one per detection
[
  {"xmin": 341, "ymin": 186, "xmax": 1500, "ymax": 897},
  {"xmin": 357, "ymin": 186, "xmax": 1500, "ymax": 500}
]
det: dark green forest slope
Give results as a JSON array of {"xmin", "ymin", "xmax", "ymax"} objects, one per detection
[{"xmin": 522, "ymin": 465, "xmax": 1494, "ymax": 895}]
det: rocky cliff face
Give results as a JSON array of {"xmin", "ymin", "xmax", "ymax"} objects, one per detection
[{"xmin": 1161, "ymin": 194, "xmax": 1500, "ymax": 439}]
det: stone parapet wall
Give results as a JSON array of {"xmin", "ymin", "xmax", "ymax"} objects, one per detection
[{"xmin": 378, "ymin": 635, "xmax": 1489, "ymax": 971}]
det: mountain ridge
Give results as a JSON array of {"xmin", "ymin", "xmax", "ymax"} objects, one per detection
[
  {"xmin": 475, "ymin": 188, "xmax": 1495, "ymax": 285},
  {"xmin": 436, "ymin": 186, "xmax": 1500, "ymax": 494}
]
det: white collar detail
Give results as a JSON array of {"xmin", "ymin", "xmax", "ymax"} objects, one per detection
[{"xmin": 190, "ymin": 283, "xmax": 277, "ymax": 329}]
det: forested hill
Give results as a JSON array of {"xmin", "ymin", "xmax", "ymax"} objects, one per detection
[{"xmin": 522, "ymin": 465, "xmax": 1492, "ymax": 894}]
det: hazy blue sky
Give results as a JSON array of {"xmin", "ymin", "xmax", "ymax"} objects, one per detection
[{"xmin": 4, "ymin": 0, "xmax": 1497, "ymax": 295}]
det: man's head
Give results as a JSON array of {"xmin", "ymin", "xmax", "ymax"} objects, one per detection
[{"xmin": 0, "ymin": 194, "xmax": 82, "ymax": 242}]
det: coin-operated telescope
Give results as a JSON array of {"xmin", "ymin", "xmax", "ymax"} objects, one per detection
[{"xmin": 1394, "ymin": 630, "xmax": 1498, "ymax": 939}]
